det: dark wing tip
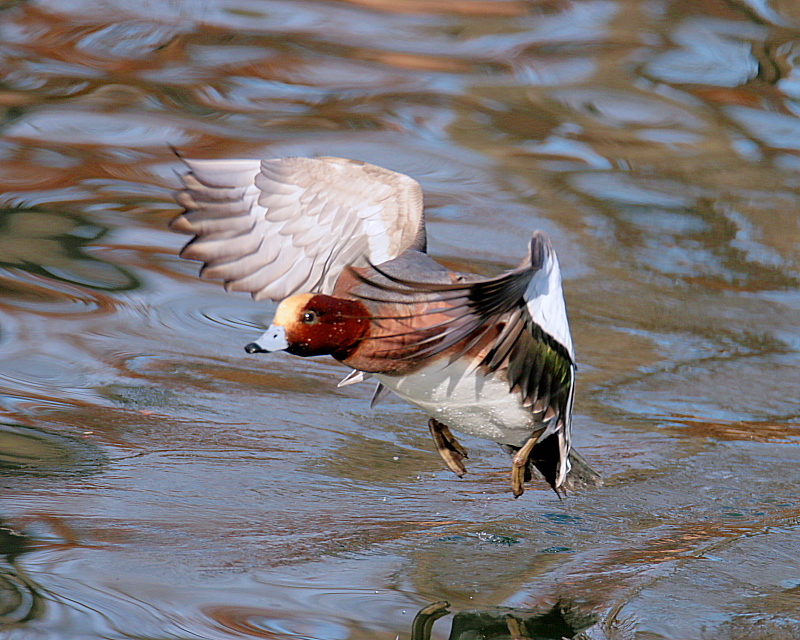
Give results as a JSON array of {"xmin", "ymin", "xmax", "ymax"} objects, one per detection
[{"xmin": 528, "ymin": 230, "xmax": 553, "ymax": 271}]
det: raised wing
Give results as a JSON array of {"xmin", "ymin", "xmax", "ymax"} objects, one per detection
[{"xmin": 171, "ymin": 157, "xmax": 425, "ymax": 301}]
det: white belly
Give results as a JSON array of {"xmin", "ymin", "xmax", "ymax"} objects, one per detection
[{"xmin": 375, "ymin": 359, "xmax": 535, "ymax": 447}]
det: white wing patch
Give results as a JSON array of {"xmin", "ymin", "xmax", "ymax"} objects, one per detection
[{"xmin": 524, "ymin": 247, "xmax": 574, "ymax": 360}]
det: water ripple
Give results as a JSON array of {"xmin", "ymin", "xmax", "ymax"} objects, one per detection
[
  {"xmin": 75, "ymin": 22, "xmax": 183, "ymax": 59},
  {"xmin": 5, "ymin": 110, "xmax": 195, "ymax": 148},
  {"xmin": 150, "ymin": 293, "xmax": 267, "ymax": 338},
  {"xmin": 645, "ymin": 19, "xmax": 761, "ymax": 87},
  {"xmin": 0, "ymin": 524, "xmax": 41, "ymax": 626},
  {"xmin": 206, "ymin": 605, "xmax": 350, "ymax": 639},
  {"xmin": 0, "ymin": 269, "xmax": 119, "ymax": 317},
  {"xmin": 0, "ymin": 423, "xmax": 105, "ymax": 476}
]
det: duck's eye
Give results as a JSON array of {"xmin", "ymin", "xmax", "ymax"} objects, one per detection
[{"xmin": 301, "ymin": 310, "xmax": 318, "ymax": 324}]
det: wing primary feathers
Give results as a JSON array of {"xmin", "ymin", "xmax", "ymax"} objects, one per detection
[
  {"xmin": 351, "ymin": 261, "xmax": 535, "ymax": 321},
  {"xmin": 173, "ymin": 157, "xmax": 426, "ymax": 301},
  {"xmin": 349, "ymin": 256, "xmax": 538, "ymax": 365}
]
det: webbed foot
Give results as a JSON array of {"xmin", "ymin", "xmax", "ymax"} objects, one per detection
[
  {"xmin": 428, "ymin": 418, "xmax": 468, "ymax": 477},
  {"xmin": 510, "ymin": 432, "xmax": 542, "ymax": 498}
]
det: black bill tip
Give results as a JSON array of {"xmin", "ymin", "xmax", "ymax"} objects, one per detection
[{"xmin": 244, "ymin": 342, "xmax": 267, "ymax": 354}]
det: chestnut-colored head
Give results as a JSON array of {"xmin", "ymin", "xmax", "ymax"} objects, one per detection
[{"xmin": 265, "ymin": 293, "xmax": 370, "ymax": 359}]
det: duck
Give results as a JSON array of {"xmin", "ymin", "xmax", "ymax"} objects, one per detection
[{"xmin": 171, "ymin": 155, "xmax": 598, "ymax": 497}]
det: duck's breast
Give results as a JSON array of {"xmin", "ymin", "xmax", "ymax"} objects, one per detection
[{"xmin": 375, "ymin": 359, "xmax": 535, "ymax": 447}]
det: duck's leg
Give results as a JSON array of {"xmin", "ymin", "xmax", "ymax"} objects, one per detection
[
  {"xmin": 510, "ymin": 432, "xmax": 543, "ymax": 498},
  {"xmin": 428, "ymin": 418, "xmax": 468, "ymax": 477}
]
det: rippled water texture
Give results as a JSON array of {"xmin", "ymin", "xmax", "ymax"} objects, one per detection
[{"xmin": 1, "ymin": 0, "xmax": 799, "ymax": 638}]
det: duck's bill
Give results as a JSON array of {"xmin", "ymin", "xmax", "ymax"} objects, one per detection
[{"xmin": 244, "ymin": 325, "xmax": 288, "ymax": 354}]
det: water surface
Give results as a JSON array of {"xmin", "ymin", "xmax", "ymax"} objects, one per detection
[{"xmin": 1, "ymin": 0, "xmax": 800, "ymax": 638}]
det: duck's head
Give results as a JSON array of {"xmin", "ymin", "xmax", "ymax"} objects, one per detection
[{"xmin": 245, "ymin": 293, "xmax": 370, "ymax": 359}]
